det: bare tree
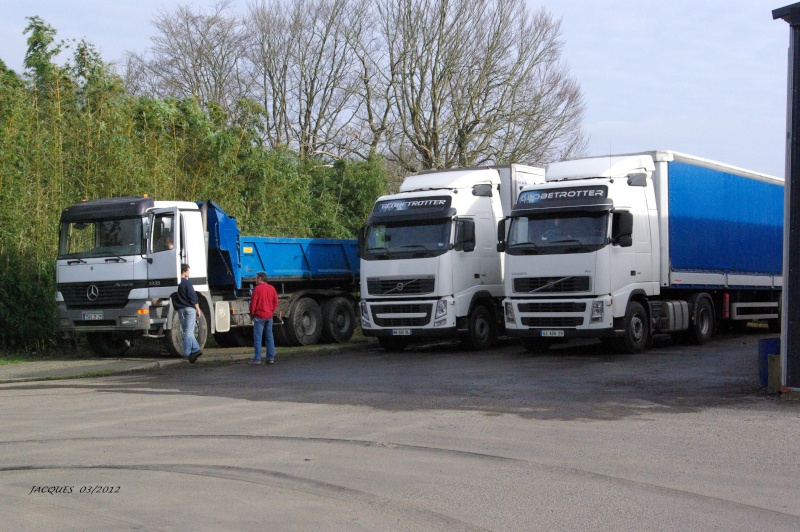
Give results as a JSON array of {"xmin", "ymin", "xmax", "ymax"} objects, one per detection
[
  {"xmin": 123, "ymin": 0, "xmax": 249, "ymax": 113},
  {"xmin": 375, "ymin": 0, "xmax": 586, "ymax": 171},
  {"xmin": 122, "ymin": 0, "xmax": 586, "ymax": 169},
  {"xmin": 245, "ymin": 0, "xmax": 364, "ymax": 159}
]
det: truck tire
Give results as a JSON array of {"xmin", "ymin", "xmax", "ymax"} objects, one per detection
[
  {"xmin": 378, "ymin": 336, "xmax": 410, "ymax": 352},
  {"xmin": 284, "ymin": 297, "xmax": 323, "ymax": 346},
  {"xmin": 165, "ymin": 310, "xmax": 208, "ymax": 357},
  {"xmin": 460, "ymin": 304, "xmax": 496, "ymax": 350},
  {"xmin": 321, "ymin": 297, "xmax": 355, "ymax": 343},
  {"xmin": 616, "ymin": 301, "xmax": 648, "ymax": 354},
  {"xmin": 87, "ymin": 332, "xmax": 132, "ymax": 357},
  {"xmin": 687, "ymin": 295, "xmax": 714, "ymax": 345}
]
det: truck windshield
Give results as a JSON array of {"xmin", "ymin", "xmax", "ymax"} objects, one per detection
[
  {"xmin": 58, "ymin": 217, "xmax": 144, "ymax": 259},
  {"xmin": 363, "ymin": 219, "xmax": 451, "ymax": 260},
  {"xmin": 507, "ymin": 212, "xmax": 608, "ymax": 255}
]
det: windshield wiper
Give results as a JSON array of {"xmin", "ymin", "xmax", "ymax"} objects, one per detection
[
  {"xmin": 367, "ymin": 248, "xmax": 394, "ymax": 259},
  {"xmin": 548, "ymin": 238, "xmax": 585, "ymax": 248},
  {"xmin": 105, "ymin": 256, "xmax": 128, "ymax": 263},
  {"xmin": 66, "ymin": 258, "xmax": 87, "ymax": 265},
  {"xmin": 509, "ymin": 242, "xmax": 541, "ymax": 254}
]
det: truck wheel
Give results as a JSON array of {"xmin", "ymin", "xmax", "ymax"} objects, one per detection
[
  {"xmin": 321, "ymin": 297, "xmax": 355, "ymax": 343},
  {"xmin": 460, "ymin": 304, "xmax": 496, "ymax": 350},
  {"xmin": 87, "ymin": 333, "xmax": 132, "ymax": 357},
  {"xmin": 521, "ymin": 338, "xmax": 551, "ymax": 353},
  {"xmin": 688, "ymin": 295, "xmax": 714, "ymax": 345},
  {"xmin": 165, "ymin": 310, "xmax": 208, "ymax": 357},
  {"xmin": 284, "ymin": 297, "xmax": 323, "ymax": 346},
  {"xmin": 378, "ymin": 336, "xmax": 410, "ymax": 352},
  {"xmin": 616, "ymin": 301, "xmax": 648, "ymax": 354}
]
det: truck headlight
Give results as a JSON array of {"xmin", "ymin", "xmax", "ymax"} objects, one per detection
[
  {"xmin": 121, "ymin": 316, "xmax": 138, "ymax": 327},
  {"xmin": 435, "ymin": 300, "xmax": 447, "ymax": 319},
  {"xmin": 505, "ymin": 302, "xmax": 515, "ymax": 323},
  {"xmin": 359, "ymin": 302, "xmax": 370, "ymax": 328},
  {"xmin": 591, "ymin": 301, "xmax": 604, "ymax": 322}
]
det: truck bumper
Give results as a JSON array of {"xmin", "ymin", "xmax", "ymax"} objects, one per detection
[
  {"xmin": 503, "ymin": 296, "xmax": 618, "ymax": 339},
  {"xmin": 56, "ymin": 299, "xmax": 155, "ymax": 336},
  {"xmin": 359, "ymin": 298, "xmax": 457, "ymax": 339},
  {"xmin": 505, "ymin": 327, "xmax": 619, "ymax": 339},
  {"xmin": 362, "ymin": 327, "xmax": 458, "ymax": 339}
]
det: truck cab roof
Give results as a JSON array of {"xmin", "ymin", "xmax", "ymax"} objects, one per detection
[
  {"xmin": 400, "ymin": 167, "xmax": 500, "ymax": 192},
  {"xmin": 546, "ymin": 155, "xmax": 655, "ymax": 182},
  {"xmin": 60, "ymin": 196, "xmax": 155, "ymax": 223}
]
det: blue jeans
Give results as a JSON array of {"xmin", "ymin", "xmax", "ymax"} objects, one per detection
[
  {"xmin": 179, "ymin": 307, "xmax": 200, "ymax": 357},
  {"xmin": 253, "ymin": 317, "xmax": 275, "ymax": 362}
]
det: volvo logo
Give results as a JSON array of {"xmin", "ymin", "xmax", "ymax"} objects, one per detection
[
  {"xmin": 86, "ymin": 285, "xmax": 99, "ymax": 301},
  {"xmin": 396, "ymin": 282, "xmax": 404, "ymax": 291}
]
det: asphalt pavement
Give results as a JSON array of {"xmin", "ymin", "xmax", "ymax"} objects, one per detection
[{"xmin": 0, "ymin": 340, "xmax": 376, "ymax": 383}]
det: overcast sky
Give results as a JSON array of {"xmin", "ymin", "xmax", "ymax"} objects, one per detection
[{"xmin": 0, "ymin": 1, "xmax": 792, "ymax": 177}]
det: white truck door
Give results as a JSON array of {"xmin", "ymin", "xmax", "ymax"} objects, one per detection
[{"xmin": 147, "ymin": 207, "xmax": 181, "ymax": 299}]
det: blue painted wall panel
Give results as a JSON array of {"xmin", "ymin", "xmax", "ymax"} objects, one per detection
[{"xmin": 667, "ymin": 161, "xmax": 783, "ymax": 275}]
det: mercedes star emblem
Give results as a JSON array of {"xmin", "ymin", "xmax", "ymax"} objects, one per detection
[{"xmin": 86, "ymin": 284, "xmax": 99, "ymax": 301}]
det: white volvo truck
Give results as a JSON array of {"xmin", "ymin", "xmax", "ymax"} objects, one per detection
[
  {"xmin": 358, "ymin": 165, "xmax": 544, "ymax": 351},
  {"xmin": 497, "ymin": 151, "xmax": 783, "ymax": 353}
]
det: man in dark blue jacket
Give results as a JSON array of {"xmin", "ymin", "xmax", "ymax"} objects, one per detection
[{"xmin": 173, "ymin": 263, "xmax": 203, "ymax": 363}]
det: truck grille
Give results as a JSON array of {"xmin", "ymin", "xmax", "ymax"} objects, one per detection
[
  {"xmin": 371, "ymin": 303, "xmax": 433, "ymax": 327},
  {"xmin": 513, "ymin": 276, "xmax": 591, "ymax": 294},
  {"xmin": 367, "ymin": 277, "xmax": 435, "ymax": 296},
  {"xmin": 521, "ymin": 317, "xmax": 584, "ymax": 327},
  {"xmin": 58, "ymin": 281, "xmax": 133, "ymax": 309},
  {"xmin": 518, "ymin": 302, "xmax": 587, "ymax": 313}
]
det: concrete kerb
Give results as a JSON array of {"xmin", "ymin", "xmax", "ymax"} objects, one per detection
[{"xmin": 0, "ymin": 340, "xmax": 377, "ymax": 384}]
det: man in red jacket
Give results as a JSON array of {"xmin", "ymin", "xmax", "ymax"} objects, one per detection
[{"xmin": 249, "ymin": 271, "xmax": 279, "ymax": 364}]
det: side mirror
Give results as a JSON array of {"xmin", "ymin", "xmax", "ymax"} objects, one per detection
[
  {"xmin": 454, "ymin": 219, "xmax": 476, "ymax": 252},
  {"xmin": 612, "ymin": 211, "xmax": 633, "ymax": 247},
  {"xmin": 357, "ymin": 225, "xmax": 366, "ymax": 258},
  {"xmin": 496, "ymin": 218, "xmax": 506, "ymax": 252}
]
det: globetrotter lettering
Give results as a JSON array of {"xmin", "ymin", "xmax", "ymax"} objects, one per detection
[
  {"xmin": 375, "ymin": 198, "xmax": 449, "ymax": 212},
  {"xmin": 518, "ymin": 187, "xmax": 606, "ymax": 204}
]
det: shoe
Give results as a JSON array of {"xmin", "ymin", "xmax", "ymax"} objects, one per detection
[
  {"xmin": 188, "ymin": 350, "xmax": 203, "ymax": 363},
  {"xmin": 249, "ymin": 360, "xmax": 262, "ymax": 365},
  {"xmin": 267, "ymin": 359, "xmax": 275, "ymax": 364},
  {"xmin": 182, "ymin": 356, "xmax": 191, "ymax": 362}
]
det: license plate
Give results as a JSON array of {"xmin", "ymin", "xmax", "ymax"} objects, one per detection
[
  {"xmin": 83, "ymin": 312, "xmax": 103, "ymax": 320},
  {"xmin": 540, "ymin": 330, "xmax": 564, "ymax": 337},
  {"xmin": 391, "ymin": 329, "xmax": 411, "ymax": 336}
]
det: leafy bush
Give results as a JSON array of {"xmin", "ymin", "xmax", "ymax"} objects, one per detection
[{"xmin": 0, "ymin": 20, "xmax": 389, "ymax": 353}]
